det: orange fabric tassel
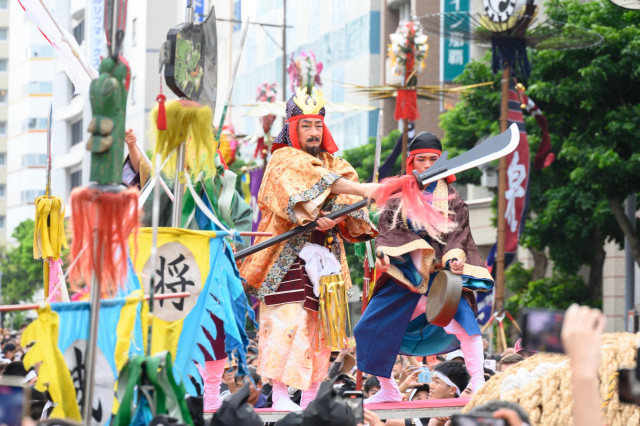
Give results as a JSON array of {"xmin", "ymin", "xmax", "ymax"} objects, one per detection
[{"xmin": 69, "ymin": 187, "xmax": 140, "ymax": 297}]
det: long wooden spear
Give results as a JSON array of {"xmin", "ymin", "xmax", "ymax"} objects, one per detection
[{"xmin": 215, "ymin": 15, "xmax": 251, "ymax": 149}]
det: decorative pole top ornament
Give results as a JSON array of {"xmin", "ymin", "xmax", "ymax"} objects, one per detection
[
  {"xmin": 287, "ymin": 51, "xmax": 323, "ymax": 94},
  {"xmin": 388, "ymin": 17, "xmax": 429, "ymax": 86}
]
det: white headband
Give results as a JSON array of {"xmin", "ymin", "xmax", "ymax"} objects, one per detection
[{"xmin": 433, "ymin": 371, "xmax": 461, "ymax": 396}]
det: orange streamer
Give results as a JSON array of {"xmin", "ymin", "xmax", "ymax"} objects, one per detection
[{"xmin": 69, "ymin": 187, "xmax": 140, "ymax": 297}]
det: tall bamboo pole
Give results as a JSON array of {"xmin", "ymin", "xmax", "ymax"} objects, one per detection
[
  {"xmin": 401, "ymin": 119, "xmax": 409, "ymax": 173},
  {"xmin": 495, "ymin": 65, "xmax": 510, "ymax": 318},
  {"xmin": 282, "ymin": 0, "xmax": 287, "ymax": 102}
]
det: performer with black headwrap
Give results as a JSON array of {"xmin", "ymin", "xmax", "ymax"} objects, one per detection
[{"xmin": 354, "ymin": 132, "xmax": 494, "ymax": 404}]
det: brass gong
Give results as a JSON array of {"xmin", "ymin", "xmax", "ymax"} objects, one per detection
[{"xmin": 426, "ymin": 270, "xmax": 463, "ymax": 327}]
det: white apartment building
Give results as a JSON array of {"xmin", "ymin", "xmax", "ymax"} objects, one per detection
[
  {"xmin": 0, "ymin": 0, "xmax": 9, "ymax": 249},
  {"xmin": 6, "ymin": 0, "xmax": 189, "ymax": 243},
  {"xmin": 50, "ymin": 0, "xmax": 187, "ymax": 208},
  {"xmin": 6, "ymin": 2, "xmax": 55, "ymax": 241},
  {"xmin": 225, "ymin": 0, "xmax": 383, "ymax": 151}
]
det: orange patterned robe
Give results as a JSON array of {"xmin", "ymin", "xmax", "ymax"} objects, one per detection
[{"xmin": 239, "ymin": 147, "xmax": 377, "ymax": 389}]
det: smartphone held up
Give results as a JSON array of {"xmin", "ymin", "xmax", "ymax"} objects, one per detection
[{"xmin": 519, "ymin": 308, "xmax": 565, "ymax": 353}]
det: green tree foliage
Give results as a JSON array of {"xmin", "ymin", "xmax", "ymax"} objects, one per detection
[
  {"xmin": 0, "ymin": 220, "xmax": 44, "ymax": 305},
  {"xmin": 439, "ymin": 0, "xmax": 640, "ymax": 307},
  {"xmin": 504, "ymin": 261, "xmax": 594, "ymax": 318},
  {"xmin": 527, "ymin": 0, "xmax": 640, "ymax": 271},
  {"xmin": 341, "ymin": 129, "xmax": 403, "ymax": 182},
  {"xmin": 340, "ymin": 129, "xmax": 403, "ymax": 287},
  {"xmin": 502, "ymin": 261, "xmax": 594, "ymax": 342},
  {"xmin": 440, "ymin": 57, "xmax": 502, "ymax": 185}
]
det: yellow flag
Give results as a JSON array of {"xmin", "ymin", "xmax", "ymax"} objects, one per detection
[
  {"xmin": 21, "ymin": 305, "xmax": 82, "ymax": 421},
  {"xmin": 130, "ymin": 227, "xmax": 217, "ymax": 359}
]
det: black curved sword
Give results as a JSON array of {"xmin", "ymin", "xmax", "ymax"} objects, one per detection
[{"xmin": 413, "ymin": 123, "xmax": 520, "ymax": 189}]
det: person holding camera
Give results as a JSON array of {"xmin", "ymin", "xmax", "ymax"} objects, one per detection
[
  {"xmin": 561, "ymin": 304, "xmax": 606, "ymax": 426},
  {"xmin": 354, "ymin": 132, "xmax": 493, "ymax": 404}
]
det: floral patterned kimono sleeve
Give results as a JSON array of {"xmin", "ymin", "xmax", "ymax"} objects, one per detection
[
  {"xmin": 329, "ymin": 157, "xmax": 378, "ymax": 243},
  {"xmin": 259, "ymin": 148, "xmax": 342, "ymax": 226}
]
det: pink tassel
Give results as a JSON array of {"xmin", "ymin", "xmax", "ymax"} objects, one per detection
[{"xmin": 374, "ymin": 175, "xmax": 454, "ymax": 239}]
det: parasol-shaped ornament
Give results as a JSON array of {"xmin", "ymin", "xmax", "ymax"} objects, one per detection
[
  {"xmin": 243, "ymin": 100, "xmax": 376, "ymax": 118},
  {"xmin": 419, "ymin": 0, "xmax": 603, "ymax": 76}
]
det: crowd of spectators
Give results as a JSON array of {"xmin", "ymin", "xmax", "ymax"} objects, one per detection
[
  {"xmin": 1, "ymin": 325, "xmax": 53, "ymax": 421},
  {"xmin": 0, "ymin": 305, "xmax": 628, "ymax": 426},
  {"xmin": 205, "ymin": 304, "xmax": 613, "ymax": 426}
]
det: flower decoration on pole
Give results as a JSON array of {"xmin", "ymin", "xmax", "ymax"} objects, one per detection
[
  {"xmin": 254, "ymin": 82, "xmax": 278, "ymax": 159},
  {"xmin": 388, "ymin": 18, "xmax": 429, "ymax": 121},
  {"xmin": 287, "ymin": 51, "xmax": 323, "ymax": 94},
  {"xmin": 256, "ymin": 82, "xmax": 278, "ymax": 135}
]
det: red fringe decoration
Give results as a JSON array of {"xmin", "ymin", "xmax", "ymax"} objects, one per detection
[
  {"xmin": 69, "ymin": 187, "xmax": 140, "ymax": 297},
  {"xmin": 374, "ymin": 175, "xmax": 454, "ymax": 239},
  {"xmin": 394, "ymin": 89, "xmax": 420, "ymax": 121}
]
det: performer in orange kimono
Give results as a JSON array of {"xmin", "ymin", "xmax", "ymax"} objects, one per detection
[{"xmin": 240, "ymin": 87, "xmax": 378, "ymax": 410}]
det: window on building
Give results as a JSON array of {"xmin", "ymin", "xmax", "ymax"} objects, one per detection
[
  {"xmin": 21, "ymin": 190, "xmax": 45, "ymax": 203},
  {"xmin": 0, "ymin": 121, "xmax": 6, "ymax": 135},
  {"xmin": 0, "ymin": 59, "xmax": 7, "ymax": 72},
  {"xmin": 72, "ymin": 20, "xmax": 85, "ymax": 44},
  {"xmin": 233, "ymin": 0, "xmax": 241, "ymax": 31},
  {"xmin": 22, "ymin": 153, "xmax": 47, "ymax": 167},
  {"xmin": 26, "ymin": 81, "xmax": 53, "ymax": 95},
  {"xmin": 25, "ymin": 118, "xmax": 37, "ymax": 130},
  {"xmin": 0, "ymin": 0, "xmax": 7, "ymax": 10},
  {"xmin": 132, "ymin": 18, "xmax": 137, "ymax": 45},
  {"xmin": 0, "ymin": 90, "xmax": 6, "ymax": 103},
  {"xmin": 0, "ymin": 184, "xmax": 5, "ymax": 197},
  {"xmin": 71, "ymin": 119, "xmax": 83, "ymax": 146},
  {"xmin": 0, "ymin": 28, "xmax": 7, "ymax": 41},
  {"xmin": 70, "ymin": 169, "xmax": 82, "ymax": 189},
  {"xmin": 0, "ymin": 216, "xmax": 5, "ymax": 230},
  {"xmin": 30, "ymin": 45, "xmax": 54, "ymax": 58},
  {"xmin": 23, "ymin": 118, "xmax": 48, "ymax": 131},
  {"xmin": 130, "ymin": 76, "xmax": 136, "ymax": 105},
  {"xmin": 0, "ymin": 153, "xmax": 5, "ymax": 166}
]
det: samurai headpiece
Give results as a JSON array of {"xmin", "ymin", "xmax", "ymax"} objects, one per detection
[{"xmin": 272, "ymin": 87, "xmax": 338, "ymax": 154}]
